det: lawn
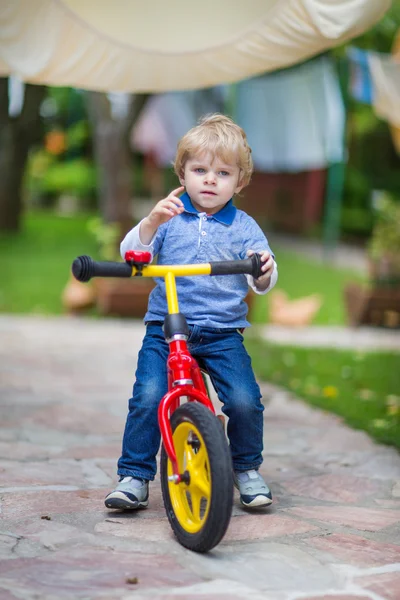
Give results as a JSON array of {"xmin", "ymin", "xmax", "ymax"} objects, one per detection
[
  {"xmin": 1, "ymin": 211, "xmax": 365, "ymax": 322},
  {"xmin": 0, "ymin": 211, "xmax": 98, "ymax": 314},
  {"xmin": 251, "ymin": 247, "xmax": 366, "ymax": 326},
  {"xmin": 246, "ymin": 338, "xmax": 400, "ymax": 449}
]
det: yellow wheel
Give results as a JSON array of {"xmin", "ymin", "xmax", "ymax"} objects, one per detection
[
  {"xmin": 161, "ymin": 402, "xmax": 233, "ymax": 552},
  {"xmin": 167, "ymin": 420, "xmax": 211, "ymax": 533}
]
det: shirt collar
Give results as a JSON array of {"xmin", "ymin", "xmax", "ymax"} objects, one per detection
[{"xmin": 181, "ymin": 192, "xmax": 237, "ymax": 225}]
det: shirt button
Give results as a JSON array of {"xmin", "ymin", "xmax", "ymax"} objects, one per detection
[
  {"xmin": 201, "ymin": 231, "xmax": 207, "ymax": 236},
  {"xmin": 203, "ymin": 216, "xmax": 207, "ymax": 221}
]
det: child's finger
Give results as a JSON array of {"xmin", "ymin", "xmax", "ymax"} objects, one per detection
[
  {"xmin": 168, "ymin": 193, "xmax": 184, "ymax": 209},
  {"xmin": 259, "ymin": 251, "xmax": 271, "ymax": 262},
  {"xmin": 170, "ymin": 186, "xmax": 185, "ymax": 197},
  {"xmin": 261, "ymin": 257, "xmax": 274, "ymax": 273},
  {"xmin": 165, "ymin": 200, "xmax": 182, "ymax": 214}
]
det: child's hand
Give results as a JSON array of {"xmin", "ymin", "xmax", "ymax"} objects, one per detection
[
  {"xmin": 247, "ymin": 249, "xmax": 274, "ymax": 291},
  {"xmin": 147, "ymin": 186, "xmax": 185, "ymax": 227},
  {"xmin": 140, "ymin": 186, "xmax": 185, "ymax": 244}
]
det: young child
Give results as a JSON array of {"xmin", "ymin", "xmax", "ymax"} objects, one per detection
[{"xmin": 105, "ymin": 114, "xmax": 278, "ymax": 510}]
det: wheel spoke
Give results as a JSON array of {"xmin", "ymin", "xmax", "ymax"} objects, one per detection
[
  {"xmin": 196, "ymin": 472, "xmax": 211, "ymax": 498},
  {"xmin": 188, "ymin": 440, "xmax": 207, "ymax": 469},
  {"xmin": 189, "ymin": 487, "xmax": 202, "ymax": 522}
]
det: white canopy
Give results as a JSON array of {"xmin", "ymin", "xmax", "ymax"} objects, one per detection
[{"xmin": 0, "ymin": 0, "xmax": 391, "ymax": 92}]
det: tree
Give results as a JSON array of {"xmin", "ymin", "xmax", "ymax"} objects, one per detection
[
  {"xmin": 86, "ymin": 92, "xmax": 149, "ymax": 237},
  {"xmin": 0, "ymin": 78, "xmax": 46, "ymax": 231}
]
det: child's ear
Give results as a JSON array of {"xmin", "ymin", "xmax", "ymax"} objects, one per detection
[
  {"xmin": 179, "ymin": 174, "xmax": 185, "ymax": 186},
  {"xmin": 235, "ymin": 181, "xmax": 244, "ymax": 195}
]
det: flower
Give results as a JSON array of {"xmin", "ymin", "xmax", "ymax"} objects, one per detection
[
  {"xmin": 322, "ymin": 385, "xmax": 338, "ymax": 398},
  {"xmin": 386, "ymin": 395, "xmax": 400, "ymax": 416}
]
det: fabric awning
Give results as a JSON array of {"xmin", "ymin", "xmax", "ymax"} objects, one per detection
[{"xmin": 0, "ymin": 0, "xmax": 391, "ymax": 92}]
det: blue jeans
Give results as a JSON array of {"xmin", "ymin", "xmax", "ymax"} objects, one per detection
[{"xmin": 118, "ymin": 323, "xmax": 264, "ymax": 481}]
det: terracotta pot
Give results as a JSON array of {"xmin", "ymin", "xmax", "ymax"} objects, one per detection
[
  {"xmin": 368, "ymin": 254, "xmax": 400, "ymax": 286},
  {"xmin": 344, "ymin": 282, "xmax": 400, "ymax": 328}
]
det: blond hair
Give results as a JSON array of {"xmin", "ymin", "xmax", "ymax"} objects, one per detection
[{"xmin": 173, "ymin": 113, "xmax": 253, "ymax": 187}]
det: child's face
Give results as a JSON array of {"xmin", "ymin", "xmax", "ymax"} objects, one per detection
[{"xmin": 179, "ymin": 152, "xmax": 243, "ymax": 214}]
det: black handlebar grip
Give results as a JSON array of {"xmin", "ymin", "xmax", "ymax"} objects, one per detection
[
  {"xmin": 250, "ymin": 253, "xmax": 263, "ymax": 279},
  {"xmin": 72, "ymin": 255, "xmax": 132, "ymax": 282},
  {"xmin": 209, "ymin": 253, "xmax": 263, "ymax": 279}
]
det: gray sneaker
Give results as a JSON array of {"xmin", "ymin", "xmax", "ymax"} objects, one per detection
[
  {"xmin": 104, "ymin": 477, "xmax": 149, "ymax": 510},
  {"xmin": 233, "ymin": 469, "xmax": 272, "ymax": 508}
]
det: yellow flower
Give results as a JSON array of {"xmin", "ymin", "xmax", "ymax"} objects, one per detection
[
  {"xmin": 386, "ymin": 395, "xmax": 400, "ymax": 416},
  {"xmin": 322, "ymin": 386, "xmax": 338, "ymax": 398}
]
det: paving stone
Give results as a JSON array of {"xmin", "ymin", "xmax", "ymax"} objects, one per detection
[
  {"xmin": 223, "ymin": 513, "xmax": 320, "ymax": 541},
  {"xmin": 282, "ymin": 474, "xmax": 381, "ymax": 503},
  {"xmin": 0, "ymin": 458, "xmax": 85, "ymax": 488},
  {"xmin": 24, "ymin": 403, "xmax": 124, "ymax": 435},
  {"xmin": 306, "ymin": 533, "xmax": 400, "ymax": 566},
  {"xmin": 286, "ymin": 505, "xmax": 400, "ymax": 531},
  {"xmin": 57, "ymin": 443, "xmax": 122, "ymax": 459},
  {"xmin": 8, "ymin": 519, "xmax": 99, "ymax": 554},
  {"xmin": 0, "ymin": 547, "xmax": 203, "ymax": 598},
  {"xmin": 184, "ymin": 541, "xmax": 339, "ymax": 593},
  {"xmin": 350, "ymin": 451, "xmax": 400, "ymax": 481},
  {"xmin": 0, "ymin": 489, "xmax": 106, "ymax": 519},
  {"xmin": 121, "ymin": 578, "xmax": 283, "ymax": 600},
  {"xmin": 354, "ymin": 570, "xmax": 400, "ymax": 600},
  {"xmin": 0, "ymin": 440, "xmax": 64, "ymax": 461},
  {"xmin": 293, "ymin": 593, "xmax": 371, "ymax": 600},
  {"xmin": 306, "ymin": 427, "xmax": 375, "ymax": 454},
  {"xmin": 375, "ymin": 499, "xmax": 400, "ymax": 509},
  {"xmin": 393, "ymin": 481, "xmax": 400, "ymax": 498}
]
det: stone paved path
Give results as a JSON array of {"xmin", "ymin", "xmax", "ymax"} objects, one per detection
[{"xmin": 1, "ymin": 315, "xmax": 399, "ymax": 600}]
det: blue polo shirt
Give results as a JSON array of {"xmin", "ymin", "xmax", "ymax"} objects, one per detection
[{"xmin": 120, "ymin": 192, "xmax": 276, "ymax": 328}]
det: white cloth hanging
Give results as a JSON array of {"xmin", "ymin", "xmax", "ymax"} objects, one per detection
[
  {"xmin": 236, "ymin": 55, "xmax": 345, "ymax": 172},
  {"xmin": 0, "ymin": 0, "xmax": 390, "ymax": 92}
]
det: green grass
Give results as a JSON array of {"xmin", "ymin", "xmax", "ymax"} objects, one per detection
[
  {"xmin": 246, "ymin": 338, "xmax": 400, "ymax": 449},
  {"xmin": 0, "ymin": 211, "xmax": 98, "ymax": 314},
  {"xmin": 251, "ymin": 247, "xmax": 366, "ymax": 326}
]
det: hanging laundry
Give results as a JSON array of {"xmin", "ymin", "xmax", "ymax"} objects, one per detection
[
  {"xmin": 390, "ymin": 29, "xmax": 400, "ymax": 154},
  {"xmin": 347, "ymin": 47, "xmax": 374, "ymax": 104},
  {"xmin": 368, "ymin": 52, "xmax": 400, "ymax": 128},
  {"xmin": 235, "ymin": 55, "xmax": 345, "ymax": 172},
  {"xmin": 347, "ymin": 43, "xmax": 400, "ymax": 154}
]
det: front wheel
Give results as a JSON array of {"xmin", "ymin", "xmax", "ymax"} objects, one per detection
[{"xmin": 160, "ymin": 402, "xmax": 233, "ymax": 552}]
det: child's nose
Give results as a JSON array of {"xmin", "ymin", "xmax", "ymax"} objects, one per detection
[{"xmin": 204, "ymin": 171, "xmax": 216, "ymax": 184}]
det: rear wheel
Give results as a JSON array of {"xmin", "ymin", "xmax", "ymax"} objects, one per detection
[{"xmin": 160, "ymin": 402, "xmax": 233, "ymax": 552}]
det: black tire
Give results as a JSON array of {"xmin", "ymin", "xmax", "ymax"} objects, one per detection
[{"xmin": 160, "ymin": 402, "xmax": 233, "ymax": 552}]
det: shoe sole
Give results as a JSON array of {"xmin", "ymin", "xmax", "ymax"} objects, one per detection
[
  {"xmin": 104, "ymin": 493, "xmax": 148, "ymax": 510},
  {"xmin": 240, "ymin": 495, "xmax": 273, "ymax": 508}
]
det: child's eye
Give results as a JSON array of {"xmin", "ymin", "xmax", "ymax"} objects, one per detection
[
  {"xmin": 194, "ymin": 168, "xmax": 205, "ymax": 173},
  {"xmin": 219, "ymin": 171, "xmax": 230, "ymax": 176}
]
